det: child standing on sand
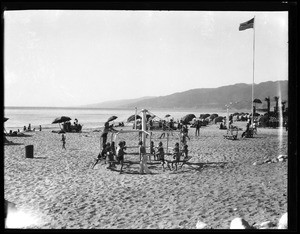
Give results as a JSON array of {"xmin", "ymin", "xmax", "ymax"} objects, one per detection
[
  {"xmin": 105, "ymin": 143, "xmax": 115, "ymax": 168},
  {"xmin": 156, "ymin": 141, "xmax": 166, "ymax": 170},
  {"xmin": 150, "ymin": 141, "xmax": 156, "ymax": 161},
  {"xmin": 61, "ymin": 134, "xmax": 66, "ymax": 149},
  {"xmin": 116, "ymin": 141, "xmax": 126, "ymax": 174},
  {"xmin": 182, "ymin": 144, "xmax": 189, "ymax": 160},
  {"xmin": 171, "ymin": 142, "xmax": 180, "ymax": 170}
]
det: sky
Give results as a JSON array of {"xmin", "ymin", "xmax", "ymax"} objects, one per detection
[{"xmin": 4, "ymin": 10, "xmax": 288, "ymax": 107}]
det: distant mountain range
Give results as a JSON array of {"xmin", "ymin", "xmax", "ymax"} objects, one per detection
[
  {"xmin": 81, "ymin": 80, "xmax": 288, "ymax": 110},
  {"xmin": 80, "ymin": 96, "xmax": 155, "ymax": 109}
]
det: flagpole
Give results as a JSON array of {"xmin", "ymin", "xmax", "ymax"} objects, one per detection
[{"xmin": 251, "ymin": 16, "xmax": 255, "ymax": 126}]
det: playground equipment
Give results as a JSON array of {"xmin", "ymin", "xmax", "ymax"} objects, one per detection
[{"xmin": 92, "ymin": 108, "xmax": 194, "ymax": 171}]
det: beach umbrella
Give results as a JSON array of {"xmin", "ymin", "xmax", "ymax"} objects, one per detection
[
  {"xmin": 253, "ymin": 98, "xmax": 262, "ymax": 104},
  {"xmin": 233, "ymin": 112, "xmax": 239, "ymax": 116},
  {"xmin": 52, "ymin": 116, "xmax": 71, "ymax": 130},
  {"xmin": 4, "ymin": 117, "xmax": 9, "ymax": 122},
  {"xmin": 165, "ymin": 114, "xmax": 171, "ymax": 118},
  {"xmin": 214, "ymin": 116, "xmax": 224, "ymax": 124},
  {"xmin": 199, "ymin": 114, "xmax": 208, "ymax": 119},
  {"xmin": 181, "ymin": 114, "xmax": 196, "ymax": 124},
  {"xmin": 146, "ymin": 114, "xmax": 153, "ymax": 121},
  {"xmin": 52, "ymin": 116, "xmax": 71, "ymax": 124},
  {"xmin": 127, "ymin": 114, "xmax": 141, "ymax": 122},
  {"xmin": 209, "ymin": 114, "xmax": 219, "ymax": 121},
  {"xmin": 107, "ymin": 115, "xmax": 118, "ymax": 122}
]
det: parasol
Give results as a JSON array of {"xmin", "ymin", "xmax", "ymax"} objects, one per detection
[
  {"xmin": 214, "ymin": 116, "xmax": 224, "ymax": 124},
  {"xmin": 107, "ymin": 116, "xmax": 118, "ymax": 122},
  {"xmin": 52, "ymin": 116, "xmax": 71, "ymax": 130},
  {"xmin": 4, "ymin": 117, "xmax": 9, "ymax": 122},
  {"xmin": 127, "ymin": 114, "xmax": 142, "ymax": 123},
  {"xmin": 181, "ymin": 114, "xmax": 196, "ymax": 124}
]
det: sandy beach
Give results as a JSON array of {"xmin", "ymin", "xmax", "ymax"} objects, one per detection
[{"xmin": 4, "ymin": 122, "xmax": 288, "ymax": 229}]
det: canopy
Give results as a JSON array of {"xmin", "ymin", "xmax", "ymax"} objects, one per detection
[
  {"xmin": 181, "ymin": 114, "xmax": 196, "ymax": 124},
  {"xmin": 127, "ymin": 114, "xmax": 142, "ymax": 122},
  {"xmin": 200, "ymin": 114, "xmax": 210, "ymax": 119},
  {"xmin": 253, "ymin": 98, "xmax": 262, "ymax": 104},
  {"xmin": 209, "ymin": 114, "xmax": 219, "ymax": 120},
  {"xmin": 52, "ymin": 116, "xmax": 71, "ymax": 124},
  {"xmin": 4, "ymin": 117, "xmax": 9, "ymax": 122},
  {"xmin": 214, "ymin": 116, "xmax": 224, "ymax": 124},
  {"xmin": 107, "ymin": 116, "xmax": 118, "ymax": 122}
]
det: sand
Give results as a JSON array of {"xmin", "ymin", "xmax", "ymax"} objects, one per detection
[{"xmin": 4, "ymin": 122, "xmax": 288, "ymax": 229}]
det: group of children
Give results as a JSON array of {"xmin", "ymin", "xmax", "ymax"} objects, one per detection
[
  {"xmin": 93, "ymin": 141, "xmax": 127, "ymax": 173},
  {"xmin": 93, "ymin": 138, "xmax": 189, "ymax": 173},
  {"xmin": 150, "ymin": 141, "xmax": 189, "ymax": 171}
]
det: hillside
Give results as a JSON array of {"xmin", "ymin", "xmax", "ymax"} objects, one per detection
[
  {"xmin": 82, "ymin": 80, "xmax": 288, "ymax": 110},
  {"xmin": 80, "ymin": 96, "xmax": 155, "ymax": 109},
  {"xmin": 118, "ymin": 80, "xmax": 288, "ymax": 110}
]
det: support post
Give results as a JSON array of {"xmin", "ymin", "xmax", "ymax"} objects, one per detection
[
  {"xmin": 134, "ymin": 107, "xmax": 137, "ymax": 130},
  {"xmin": 166, "ymin": 132, "xmax": 169, "ymax": 154},
  {"xmin": 141, "ymin": 109, "xmax": 147, "ymax": 150}
]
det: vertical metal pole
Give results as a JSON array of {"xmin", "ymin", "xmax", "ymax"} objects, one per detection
[
  {"xmin": 134, "ymin": 107, "xmax": 137, "ymax": 130},
  {"xmin": 141, "ymin": 109, "xmax": 147, "ymax": 149},
  {"xmin": 166, "ymin": 133, "xmax": 169, "ymax": 154},
  {"xmin": 251, "ymin": 16, "xmax": 256, "ymax": 126}
]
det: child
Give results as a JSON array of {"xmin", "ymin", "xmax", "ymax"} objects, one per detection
[
  {"xmin": 61, "ymin": 134, "xmax": 66, "ymax": 149},
  {"xmin": 139, "ymin": 141, "xmax": 151, "ymax": 174},
  {"xmin": 92, "ymin": 145, "xmax": 106, "ymax": 169},
  {"xmin": 111, "ymin": 141, "xmax": 116, "ymax": 161},
  {"xmin": 105, "ymin": 143, "xmax": 115, "ymax": 168},
  {"xmin": 182, "ymin": 144, "xmax": 189, "ymax": 160},
  {"xmin": 156, "ymin": 141, "xmax": 166, "ymax": 170},
  {"xmin": 171, "ymin": 142, "xmax": 180, "ymax": 170},
  {"xmin": 116, "ymin": 141, "xmax": 126, "ymax": 173},
  {"xmin": 150, "ymin": 141, "xmax": 156, "ymax": 161}
]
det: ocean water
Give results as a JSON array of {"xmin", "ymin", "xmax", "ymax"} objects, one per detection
[{"xmin": 4, "ymin": 107, "xmax": 233, "ymax": 132}]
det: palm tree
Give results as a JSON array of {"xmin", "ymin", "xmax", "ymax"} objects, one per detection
[
  {"xmin": 274, "ymin": 96, "xmax": 279, "ymax": 114},
  {"xmin": 265, "ymin": 97, "xmax": 270, "ymax": 115}
]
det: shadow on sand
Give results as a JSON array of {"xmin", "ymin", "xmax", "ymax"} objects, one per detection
[{"xmin": 4, "ymin": 142, "xmax": 24, "ymax": 146}]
